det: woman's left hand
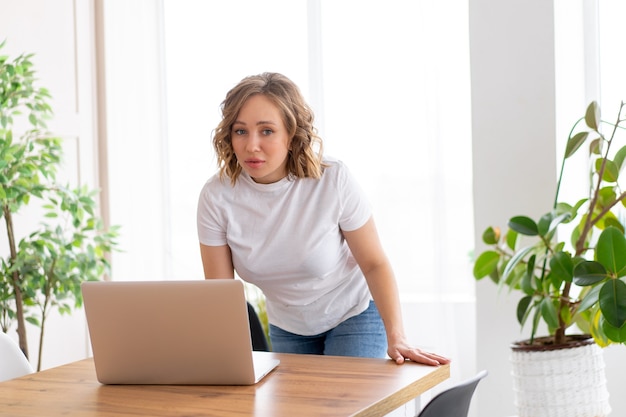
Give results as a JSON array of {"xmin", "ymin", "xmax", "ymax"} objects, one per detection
[{"xmin": 387, "ymin": 340, "xmax": 451, "ymax": 366}]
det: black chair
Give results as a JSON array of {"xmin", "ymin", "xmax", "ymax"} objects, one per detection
[
  {"xmin": 417, "ymin": 370, "xmax": 488, "ymax": 417},
  {"xmin": 247, "ymin": 302, "xmax": 270, "ymax": 351}
]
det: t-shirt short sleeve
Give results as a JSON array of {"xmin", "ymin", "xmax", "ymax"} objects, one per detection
[
  {"xmin": 197, "ymin": 177, "xmax": 228, "ymax": 246},
  {"xmin": 335, "ymin": 160, "xmax": 372, "ymax": 232}
]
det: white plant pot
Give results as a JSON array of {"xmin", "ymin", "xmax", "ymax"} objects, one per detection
[{"xmin": 510, "ymin": 335, "xmax": 611, "ymax": 417}]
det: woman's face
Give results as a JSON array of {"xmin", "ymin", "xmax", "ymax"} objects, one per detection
[{"xmin": 231, "ymin": 94, "xmax": 291, "ymax": 184}]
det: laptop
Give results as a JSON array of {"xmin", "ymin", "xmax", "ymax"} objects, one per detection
[{"xmin": 81, "ymin": 279, "xmax": 279, "ymax": 385}]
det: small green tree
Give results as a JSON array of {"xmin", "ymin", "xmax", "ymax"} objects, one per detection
[
  {"xmin": 0, "ymin": 40, "xmax": 118, "ymax": 370},
  {"xmin": 474, "ymin": 101, "xmax": 626, "ymax": 348}
]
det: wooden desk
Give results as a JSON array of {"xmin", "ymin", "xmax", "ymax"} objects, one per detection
[{"xmin": 0, "ymin": 353, "xmax": 449, "ymax": 417}]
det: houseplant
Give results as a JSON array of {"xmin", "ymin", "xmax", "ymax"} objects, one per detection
[
  {"xmin": 0, "ymin": 40, "xmax": 118, "ymax": 370},
  {"xmin": 473, "ymin": 100, "xmax": 626, "ymax": 416}
]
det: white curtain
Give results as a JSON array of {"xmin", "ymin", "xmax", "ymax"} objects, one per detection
[{"xmin": 102, "ymin": 0, "xmax": 475, "ymax": 389}]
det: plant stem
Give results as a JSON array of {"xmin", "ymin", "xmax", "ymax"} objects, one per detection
[
  {"xmin": 551, "ymin": 118, "xmax": 584, "ymax": 345},
  {"xmin": 555, "ymin": 281, "xmax": 571, "ymax": 345},
  {"xmin": 575, "ymin": 102, "xmax": 624, "ymax": 255},
  {"xmin": 37, "ymin": 316, "xmax": 45, "ymax": 372},
  {"xmin": 554, "ymin": 116, "xmax": 587, "ymax": 208},
  {"xmin": 560, "ymin": 102, "xmax": 626, "ymax": 345},
  {"xmin": 2, "ymin": 204, "xmax": 29, "ymax": 358},
  {"xmin": 36, "ymin": 304, "xmax": 46, "ymax": 372},
  {"xmin": 37, "ymin": 263, "xmax": 55, "ymax": 372}
]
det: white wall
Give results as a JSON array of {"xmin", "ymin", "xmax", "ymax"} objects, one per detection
[{"xmin": 470, "ymin": 1, "xmax": 555, "ymax": 415}]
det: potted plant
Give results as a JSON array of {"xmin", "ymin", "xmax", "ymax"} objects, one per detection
[
  {"xmin": 473, "ymin": 100, "xmax": 625, "ymax": 417},
  {"xmin": 0, "ymin": 40, "xmax": 118, "ymax": 371}
]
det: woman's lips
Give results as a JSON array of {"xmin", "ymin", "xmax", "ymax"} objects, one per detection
[{"xmin": 244, "ymin": 159, "xmax": 264, "ymax": 169}]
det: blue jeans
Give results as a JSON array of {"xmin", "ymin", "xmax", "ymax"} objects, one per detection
[{"xmin": 269, "ymin": 301, "xmax": 387, "ymax": 358}]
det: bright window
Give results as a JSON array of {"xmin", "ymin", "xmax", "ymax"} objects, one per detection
[{"xmin": 101, "ymin": 0, "xmax": 474, "ymax": 397}]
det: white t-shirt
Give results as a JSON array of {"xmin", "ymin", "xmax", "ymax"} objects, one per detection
[{"xmin": 196, "ymin": 158, "xmax": 373, "ymax": 335}]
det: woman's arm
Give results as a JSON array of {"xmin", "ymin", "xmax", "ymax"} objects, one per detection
[
  {"xmin": 199, "ymin": 243, "xmax": 235, "ymax": 279},
  {"xmin": 343, "ymin": 217, "xmax": 450, "ymax": 366}
]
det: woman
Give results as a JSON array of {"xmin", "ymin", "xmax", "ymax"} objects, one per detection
[{"xmin": 197, "ymin": 72, "xmax": 449, "ymax": 366}]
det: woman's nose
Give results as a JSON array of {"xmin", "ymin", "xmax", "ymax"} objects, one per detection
[{"xmin": 245, "ymin": 133, "xmax": 261, "ymax": 152}]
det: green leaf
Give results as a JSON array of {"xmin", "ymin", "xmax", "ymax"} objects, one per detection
[
  {"xmin": 593, "ymin": 210, "xmax": 621, "ymax": 232},
  {"xmin": 571, "ymin": 198, "xmax": 588, "ymax": 215},
  {"xmin": 508, "ymin": 216, "xmax": 538, "ymax": 236},
  {"xmin": 481, "ymin": 226, "xmax": 500, "ymax": 245},
  {"xmin": 601, "ymin": 317, "xmax": 626, "ymax": 343},
  {"xmin": 548, "ymin": 212, "xmax": 572, "ymax": 233},
  {"xmin": 578, "ymin": 284, "xmax": 601, "ymax": 313},
  {"xmin": 614, "ymin": 145, "xmax": 626, "ymax": 172},
  {"xmin": 521, "ymin": 255, "xmax": 536, "ymax": 295},
  {"xmin": 596, "ymin": 227, "xmax": 626, "ymax": 276},
  {"xmin": 555, "ymin": 202, "xmax": 577, "ymax": 224},
  {"xmin": 596, "ymin": 158, "xmax": 619, "ymax": 182},
  {"xmin": 590, "ymin": 310, "xmax": 611, "ymax": 347},
  {"xmin": 597, "ymin": 186, "xmax": 617, "ymax": 209},
  {"xmin": 599, "ymin": 279, "xmax": 626, "ymax": 328},
  {"xmin": 550, "ymin": 251, "xmax": 573, "ymax": 283},
  {"xmin": 565, "ymin": 131, "xmax": 589, "ymax": 158},
  {"xmin": 585, "ymin": 101, "xmax": 600, "ymax": 130},
  {"xmin": 540, "ymin": 297, "xmax": 559, "ymax": 329},
  {"xmin": 537, "ymin": 213, "xmax": 553, "ymax": 237},
  {"xmin": 505, "ymin": 229, "xmax": 518, "ymax": 250},
  {"xmin": 25, "ymin": 316, "xmax": 40, "ymax": 327},
  {"xmin": 473, "ymin": 251, "xmax": 500, "ymax": 279},
  {"xmin": 589, "ymin": 137, "xmax": 602, "ymax": 155},
  {"xmin": 502, "ymin": 245, "xmax": 536, "ymax": 285},
  {"xmin": 517, "ymin": 295, "xmax": 533, "ymax": 325},
  {"xmin": 604, "ymin": 216, "xmax": 625, "ymax": 234},
  {"xmin": 573, "ymin": 261, "xmax": 608, "ymax": 286}
]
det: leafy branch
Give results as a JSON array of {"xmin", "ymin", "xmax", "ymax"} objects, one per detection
[{"xmin": 1, "ymin": 40, "xmax": 119, "ymax": 370}]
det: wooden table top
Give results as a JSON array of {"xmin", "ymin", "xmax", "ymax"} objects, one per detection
[{"xmin": 0, "ymin": 353, "xmax": 449, "ymax": 417}]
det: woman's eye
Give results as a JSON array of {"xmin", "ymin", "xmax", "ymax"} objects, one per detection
[
  {"xmin": 234, "ymin": 129, "xmax": 246, "ymax": 135},
  {"xmin": 262, "ymin": 129, "xmax": 273, "ymax": 136}
]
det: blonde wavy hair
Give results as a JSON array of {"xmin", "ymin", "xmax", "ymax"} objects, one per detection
[{"xmin": 212, "ymin": 72, "xmax": 324, "ymax": 184}]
